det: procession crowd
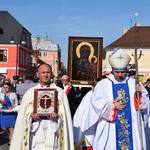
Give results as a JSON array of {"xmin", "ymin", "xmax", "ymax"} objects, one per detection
[{"xmin": 0, "ymin": 48, "xmax": 150, "ymax": 150}]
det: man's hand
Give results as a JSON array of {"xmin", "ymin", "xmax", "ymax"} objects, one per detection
[
  {"xmin": 48, "ymin": 112, "xmax": 59, "ymax": 121},
  {"xmin": 114, "ymin": 98, "xmax": 126, "ymax": 110},
  {"xmin": 31, "ymin": 113, "xmax": 40, "ymax": 121}
]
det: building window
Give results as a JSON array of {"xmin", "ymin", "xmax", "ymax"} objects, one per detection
[
  {"xmin": 26, "ymin": 35, "xmax": 31, "ymax": 48},
  {"xmin": 20, "ymin": 50, "xmax": 23, "ymax": 64},
  {"xmin": 26, "ymin": 53, "xmax": 30, "ymax": 67},
  {"xmin": 148, "ymin": 74, "xmax": 150, "ymax": 79},
  {"xmin": 39, "ymin": 52, "xmax": 41, "ymax": 57},
  {"xmin": 0, "ymin": 49, "xmax": 7, "ymax": 62},
  {"xmin": 43, "ymin": 52, "xmax": 47, "ymax": 57},
  {"xmin": 22, "ymin": 51, "xmax": 25, "ymax": 65}
]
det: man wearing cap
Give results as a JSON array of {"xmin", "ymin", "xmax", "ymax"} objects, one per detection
[
  {"xmin": 82, "ymin": 48, "xmax": 149, "ymax": 150},
  {"xmin": 10, "ymin": 75, "xmax": 19, "ymax": 93}
]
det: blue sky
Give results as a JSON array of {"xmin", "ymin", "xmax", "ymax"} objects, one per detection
[{"xmin": 0, "ymin": 0, "xmax": 150, "ymax": 67}]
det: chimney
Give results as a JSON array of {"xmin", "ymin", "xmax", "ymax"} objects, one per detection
[{"xmin": 135, "ymin": 22, "xmax": 140, "ymax": 26}]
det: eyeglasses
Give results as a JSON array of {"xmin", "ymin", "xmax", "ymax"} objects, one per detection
[
  {"xmin": 62, "ymin": 79, "xmax": 68, "ymax": 81},
  {"xmin": 3, "ymin": 87, "xmax": 9, "ymax": 88}
]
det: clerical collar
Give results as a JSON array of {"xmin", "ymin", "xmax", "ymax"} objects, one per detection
[
  {"xmin": 63, "ymin": 84, "xmax": 68, "ymax": 88},
  {"xmin": 40, "ymin": 83, "xmax": 51, "ymax": 88}
]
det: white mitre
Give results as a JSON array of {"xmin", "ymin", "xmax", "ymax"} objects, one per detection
[{"xmin": 108, "ymin": 48, "xmax": 131, "ymax": 70}]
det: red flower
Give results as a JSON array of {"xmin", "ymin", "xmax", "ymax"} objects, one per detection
[{"xmin": 0, "ymin": 101, "xmax": 6, "ymax": 105}]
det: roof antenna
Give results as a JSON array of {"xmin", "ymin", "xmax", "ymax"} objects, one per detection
[
  {"xmin": 46, "ymin": 32, "xmax": 48, "ymax": 40},
  {"xmin": 130, "ymin": 19, "xmax": 132, "ymax": 27}
]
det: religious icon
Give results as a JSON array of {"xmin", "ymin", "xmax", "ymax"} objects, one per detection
[
  {"xmin": 33, "ymin": 88, "xmax": 57, "ymax": 116},
  {"xmin": 68, "ymin": 36, "xmax": 103, "ymax": 85},
  {"xmin": 75, "ymin": 42, "xmax": 97, "ymax": 80}
]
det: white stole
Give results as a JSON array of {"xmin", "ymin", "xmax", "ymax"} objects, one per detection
[{"xmin": 35, "ymin": 121, "xmax": 55, "ymax": 150}]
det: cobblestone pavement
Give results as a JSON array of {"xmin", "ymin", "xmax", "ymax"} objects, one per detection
[{"xmin": 0, "ymin": 129, "xmax": 9, "ymax": 150}]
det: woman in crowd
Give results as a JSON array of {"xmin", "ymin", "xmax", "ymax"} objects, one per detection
[{"xmin": 0, "ymin": 82, "xmax": 18, "ymax": 145}]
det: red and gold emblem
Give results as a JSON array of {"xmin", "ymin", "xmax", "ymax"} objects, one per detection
[{"xmin": 33, "ymin": 88, "xmax": 57, "ymax": 116}]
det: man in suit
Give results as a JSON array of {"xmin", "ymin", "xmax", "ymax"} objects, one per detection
[
  {"xmin": 57, "ymin": 75, "xmax": 79, "ymax": 118},
  {"xmin": 10, "ymin": 75, "xmax": 19, "ymax": 93}
]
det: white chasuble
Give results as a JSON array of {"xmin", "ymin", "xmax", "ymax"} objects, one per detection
[{"xmin": 10, "ymin": 84, "xmax": 74, "ymax": 150}]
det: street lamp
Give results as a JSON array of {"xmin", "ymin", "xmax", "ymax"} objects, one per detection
[{"xmin": 10, "ymin": 28, "xmax": 26, "ymax": 76}]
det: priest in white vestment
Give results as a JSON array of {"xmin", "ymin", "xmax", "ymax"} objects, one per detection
[
  {"xmin": 73, "ymin": 78, "xmax": 101, "ymax": 150},
  {"xmin": 83, "ymin": 48, "xmax": 150, "ymax": 150},
  {"xmin": 10, "ymin": 63, "xmax": 74, "ymax": 150}
]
